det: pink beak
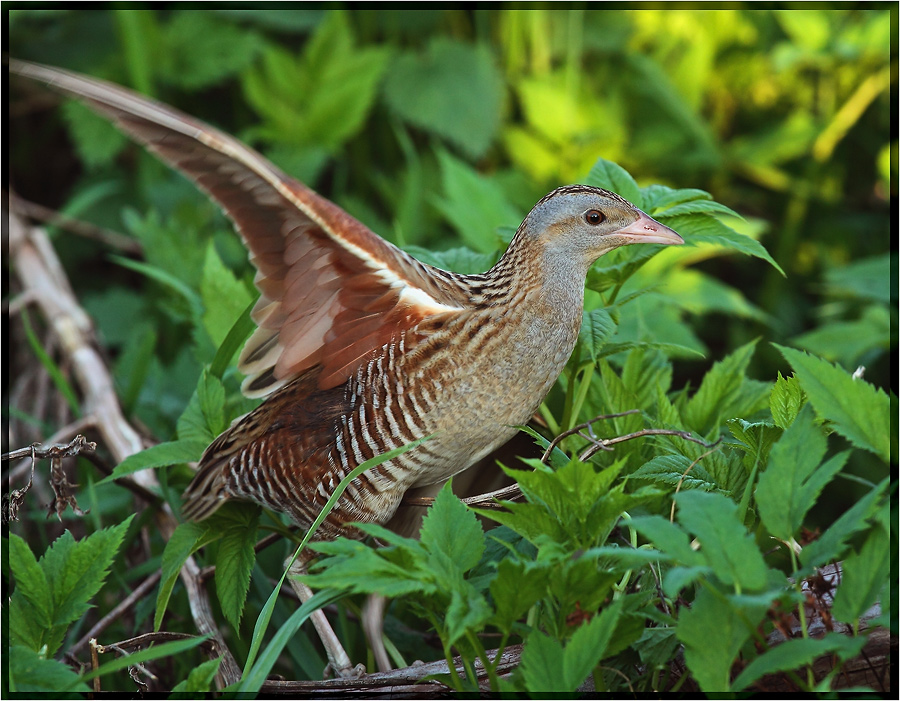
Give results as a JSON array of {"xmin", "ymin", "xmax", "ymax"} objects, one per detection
[{"xmin": 614, "ymin": 210, "xmax": 684, "ymax": 246}]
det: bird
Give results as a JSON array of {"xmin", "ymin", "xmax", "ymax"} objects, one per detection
[{"xmin": 10, "ymin": 59, "xmax": 684, "ymax": 677}]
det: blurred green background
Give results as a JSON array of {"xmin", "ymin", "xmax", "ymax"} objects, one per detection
[{"xmin": 8, "ymin": 6, "xmax": 896, "ymax": 491}]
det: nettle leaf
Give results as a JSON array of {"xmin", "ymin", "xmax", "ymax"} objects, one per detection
[
  {"xmin": 640, "ymin": 184, "xmax": 712, "ymax": 214},
  {"xmin": 731, "ymin": 634, "xmax": 867, "ymax": 692},
  {"xmin": 101, "ymin": 439, "xmax": 206, "ymax": 484},
  {"xmin": 12, "ymin": 517, "xmax": 135, "ymax": 656},
  {"xmin": 8, "ymin": 645, "xmax": 91, "ymax": 694},
  {"xmin": 661, "ymin": 213, "xmax": 784, "ymax": 275},
  {"xmin": 171, "ymin": 656, "xmax": 222, "ymax": 694},
  {"xmin": 629, "ymin": 515, "xmax": 703, "ymax": 566},
  {"xmin": 200, "ymin": 243, "xmax": 253, "ymax": 350},
  {"xmin": 651, "ymin": 198, "xmax": 742, "ymax": 220},
  {"xmin": 755, "ymin": 405, "xmax": 848, "ymax": 541},
  {"xmin": 586, "ymin": 158, "xmax": 642, "ymax": 206},
  {"xmin": 677, "ymin": 586, "xmax": 769, "ymax": 693},
  {"xmin": 489, "ymin": 558, "xmax": 551, "ymax": 632},
  {"xmin": 769, "ymin": 372, "xmax": 806, "ymax": 429},
  {"xmin": 156, "ymin": 521, "xmax": 221, "ymax": 631},
  {"xmin": 726, "ymin": 419, "xmax": 782, "ymax": 472},
  {"xmin": 384, "ymin": 38, "xmax": 504, "ymax": 159},
  {"xmin": 832, "ymin": 508, "xmax": 891, "ymax": 623},
  {"xmin": 434, "ymin": 149, "xmax": 522, "ymax": 253},
  {"xmin": 61, "ymin": 100, "xmax": 129, "ymax": 169},
  {"xmin": 675, "ymin": 491, "xmax": 769, "ymax": 592},
  {"xmin": 579, "ymin": 308, "xmax": 617, "ymax": 361},
  {"xmin": 801, "ymin": 478, "xmax": 888, "ymax": 569},
  {"xmin": 682, "ymin": 339, "xmax": 759, "ymax": 435},
  {"xmin": 774, "ymin": 344, "xmax": 891, "ymax": 463},
  {"xmin": 211, "ymin": 506, "xmax": 260, "ymax": 630},
  {"xmin": 519, "ymin": 599, "xmax": 623, "ymax": 692},
  {"xmin": 177, "ymin": 369, "xmax": 227, "ymax": 444},
  {"xmin": 444, "ymin": 580, "xmax": 493, "ymax": 647},
  {"xmin": 630, "ymin": 454, "xmax": 719, "ymax": 493},
  {"xmin": 420, "ymin": 482, "xmax": 485, "ymax": 573}
]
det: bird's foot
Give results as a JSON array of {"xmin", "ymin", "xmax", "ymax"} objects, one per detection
[{"xmin": 323, "ymin": 661, "xmax": 367, "ymax": 679}]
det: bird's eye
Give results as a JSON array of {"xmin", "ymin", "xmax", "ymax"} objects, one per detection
[{"xmin": 585, "ymin": 209, "xmax": 605, "ymax": 225}]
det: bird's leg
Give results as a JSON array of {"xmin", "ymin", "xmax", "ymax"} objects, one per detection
[
  {"xmin": 362, "ymin": 593, "xmax": 392, "ymax": 673},
  {"xmin": 285, "ymin": 554, "xmax": 366, "ymax": 679}
]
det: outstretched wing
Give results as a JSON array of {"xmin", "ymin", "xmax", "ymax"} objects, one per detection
[{"xmin": 11, "ymin": 60, "xmax": 468, "ymax": 396}]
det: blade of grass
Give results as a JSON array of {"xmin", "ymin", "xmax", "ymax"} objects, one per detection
[{"xmin": 20, "ymin": 308, "xmax": 81, "ymax": 415}]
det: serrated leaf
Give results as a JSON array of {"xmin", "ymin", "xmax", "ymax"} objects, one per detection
[
  {"xmin": 640, "ymin": 184, "xmax": 712, "ymax": 214},
  {"xmin": 420, "ymin": 482, "xmax": 484, "ymax": 573},
  {"xmin": 200, "ymin": 243, "xmax": 253, "ymax": 349},
  {"xmin": 774, "ymin": 344, "xmax": 891, "ymax": 462},
  {"xmin": 683, "ymin": 339, "xmax": 759, "ymax": 435},
  {"xmin": 770, "ymin": 372, "xmax": 806, "ymax": 429},
  {"xmin": 585, "ymin": 158, "xmax": 642, "ymax": 206},
  {"xmin": 630, "ymin": 454, "xmax": 719, "ymax": 492},
  {"xmin": 156, "ymin": 522, "xmax": 221, "ymax": 631},
  {"xmin": 384, "ymin": 39, "xmax": 503, "ymax": 159},
  {"xmin": 675, "ymin": 491, "xmax": 769, "ymax": 592},
  {"xmin": 726, "ymin": 419, "xmax": 782, "ymax": 471},
  {"xmin": 177, "ymin": 369, "xmax": 227, "ymax": 444},
  {"xmin": 662, "ymin": 213, "xmax": 784, "ymax": 275},
  {"xmin": 490, "ymin": 559, "xmax": 551, "ymax": 632},
  {"xmin": 9, "ymin": 645, "xmax": 91, "ymax": 694},
  {"xmin": 403, "ymin": 245, "xmax": 499, "ymax": 275},
  {"xmin": 171, "ymin": 656, "xmax": 222, "ymax": 693},
  {"xmin": 579, "ymin": 308, "xmax": 617, "ymax": 361},
  {"xmin": 755, "ymin": 405, "xmax": 847, "ymax": 541},
  {"xmin": 831, "ymin": 514, "xmax": 890, "ymax": 623},
  {"xmin": 801, "ymin": 479, "xmax": 888, "ymax": 568},
  {"xmin": 629, "ymin": 515, "xmax": 702, "ymax": 565},
  {"xmin": 61, "ymin": 100, "xmax": 129, "ymax": 169},
  {"xmin": 652, "ymin": 199, "xmax": 742, "ymax": 219},
  {"xmin": 434, "ymin": 149, "xmax": 522, "ymax": 253},
  {"xmin": 677, "ymin": 586, "xmax": 768, "ymax": 693},
  {"xmin": 444, "ymin": 581, "xmax": 492, "ymax": 647},
  {"xmin": 731, "ymin": 634, "xmax": 867, "ymax": 692},
  {"xmin": 215, "ymin": 508, "xmax": 259, "ymax": 630},
  {"xmin": 8, "ymin": 536, "xmax": 53, "ymax": 630},
  {"xmin": 100, "ymin": 439, "xmax": 206, "ymax": 485}
]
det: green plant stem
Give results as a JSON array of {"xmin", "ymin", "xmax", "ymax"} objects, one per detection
[
  {"xmin": 465, "ymin": 629, "xmax": 497, "ymax": 691},
  {"xmin": 788, "ymin": 545, "xmax": 815, "ymax": 689}
]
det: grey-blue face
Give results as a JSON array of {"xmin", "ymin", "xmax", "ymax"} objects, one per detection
[{"xmin": 525, "ymin": 185, "xmax": 684, "ymax": 265}]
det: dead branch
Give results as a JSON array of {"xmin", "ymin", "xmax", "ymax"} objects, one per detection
[{"xmin": 7, "ymin": 202, "xmax": 242, "ymax": 687}]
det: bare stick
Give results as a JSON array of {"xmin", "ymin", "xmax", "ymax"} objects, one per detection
[{"xmin": 8, "ymin": 204, "xmax": 241, "ymax": 687}]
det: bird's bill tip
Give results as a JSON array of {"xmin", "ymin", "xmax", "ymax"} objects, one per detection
[{"xmin": 614, "ymin": 210, "xmax": 684, "ymax": 246}]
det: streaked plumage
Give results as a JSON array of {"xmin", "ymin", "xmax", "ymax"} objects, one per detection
[{"xmin": 10, "ymin": 59, "xmax": 684, "ymax": 544}]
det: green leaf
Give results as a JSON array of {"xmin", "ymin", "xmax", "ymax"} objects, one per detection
[
  {"xmin": 732, "ymin": 634, "xmax": 867, "ymax": 692},
  {"xmin": 490, "ymin": 558, "xmax": 551, "ymax": 632},
  {"xmin": 801, "ymin": 478, "xmax": 888, "ymax": 568},
  {"xmin": 420, "ymin": 482, "xmax": 485, "ymax": 573},
  {"xmin": 792, "ymin": 305, "xmax": 891, "ymax": 366},
  {"xmin": 519, "ymin": 600, "xmax": 623, "ymax": 692},
  {"xmin": 823, "ymin": 254, "xmax": 893, "ymax": 304},
  {"xmin": 384, "ymin": 39, "xmax": 503, "ymax": 159},
  {"xmin": 200, "ymin": 242, "xmax": 253, "ymax": 349},
  {"xmin": 402, "ymin": 245, "xmax": 499, "ymax": 275},
  {"xmin": 579, "ymin": 308, "xmax": 617, "ymax": 361},
  {"xmin": 8, "ymin": 535, "xmax": 53, "ymax": 631},
  {"xmin": 629, "ymin": 515, "xmax": 702, "ymax": 565},
  {"xmin": 831, "ymin": 513, "xmax": 890, "ymax": 623},
  {"xmin": 433, "ymin": 149, "xmax": 522, "ymax": 253},
  {"xmin": 769, "ymin": 372, "xmax": 806, "ymax": 429},
  {"xmin": 661, "ymin": 213, "xmax": 784, "ymax": 275},
  {"xmin": 630, "ymin": 455, "xmax": 719, "ymax": 493},
  {"xmin": 155, "ymin": 522, "xmax": 221, "ymax": 631},
  {"xmin": 44, "ymin": 517, "xmax": 133, "ymax": 626},
  {"xmin": 773, "ymin": 344, "xmax": 891, "ymax": 462},
  {"xmin": 162, "ymin": 11, "xmax": 263, "ymax": 89},
  {"xmin": 171, "ymin": 656, "xmax": 223, "ymax": 693},
  {"xmin": 444, "ymin": 580, "xmax": 492, "ymax": 647},
  {"xmin": 110, "ymin": 254, "xmax": 204, "ymax": 321},
  {"xmin": 100, "ymin": 439, "xmax": 206, "ymax": 485},
  {"xmin": 677, "ymin": 586, "xmax": 768, "ymax": 693},
  {"xmin": 682, "ymin": 339, "xmax": 759, "ymax": 435},
  {"xmin": 209, "ymin": 299, "xmax": 256, "ymax": 379},
  {"xmin": 214, "ymin": 507, "xmax": 260, "ymax": 630},
  {"xmin": 177, "ymin": 369, "xmax": 227, "ymax": 444},
  {"xmin": 640, "ymin": 184, "xmax": 712, "ymax": 214},
  {"xmin": 586, "ymin": 158, "xmax": 642, "ymax": 206},
  {"xmin": 756, "ymin": 405, "xmax": 847, "ymax": 541},
  {"xmin": 652, "ymin": 199, "xmax": 742, "ymax": 220},
  {"xmin": 61, "ymin": 100, "xmax": 128, "ymax": 169},
  {"xmin": 8, "ymin": 645, "xmax": 91, "ymax": 694},
  {"xmin": 675, "ymin": 491, "xmax": 769, "ymax": 592}
]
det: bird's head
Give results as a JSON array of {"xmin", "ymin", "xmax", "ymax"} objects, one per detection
[{"xmin": 518, "ymin": 185, "xmax": 684, "ymax": 273}]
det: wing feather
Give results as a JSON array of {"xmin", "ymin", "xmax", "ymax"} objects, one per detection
[{"xmin": 11, "ymin": 59, "xmax": 471, "ymax": 397}]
